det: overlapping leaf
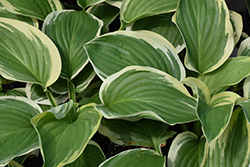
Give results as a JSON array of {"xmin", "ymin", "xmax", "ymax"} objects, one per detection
[
  {"xmin": 99, "ymin": 148, "xmax": 165, "ymax": 167},
  {"xmin": 168, "ymin": 132, "xmax": 206, "ymax": 167},
  {"xmin": 229, "ymin": 11, "xmax": 243, "ymax": 45},
  {"xmin": 105, "ymin": 0, "xmax": 123, "ymax": 8},
  {"xmin": 32, "ymin": 103, "xmax": 102, "ymax": 167},
  {"xmin": 238, "ymin": 37, "xmax": 250, "ymax": 57},
  {"xmin": 99, "ymin": 119, "xmax": 176, "ymax": 154},
  {"xmin": 0, "ymin": 0, "xmax": 63, "ymax": 20},
  {"xmin": 43, "ymin": 10, "xmax": 103, "ymax": 79},
  {"xmin": 173, "ymin": 0, "xmax": 234, "ymax": 74},
  {"xmin": 200, "ymin": 108, "xmax": 250, "ymax": 167},
  {"xmin": 120, "ymin": 0, "xmax": 178, "ymax": 24},
  {"xmin": 85, "ymin": 30, "xmax": 185, "ymax": 81},
  {"xmin": 199, "ymin": 57, "xmax": 250, "ymax": 94},
  {"xmin": 77, "ymin": 0, "xmax": 105, "ymax": 9},
  {"xmin": 0, "ymin": 18, "xmax": 61, "ymax": 89},
  {"xmin": 95, "ymin": 66, "xmax": 197, "ymax": 125},
  {"xmin": 128, "ymin": 12, "xmax": 184, "ymax": 53},
  {"xmin": 0, "ymin": 96, "xmax": 42, "ymax": 166}
]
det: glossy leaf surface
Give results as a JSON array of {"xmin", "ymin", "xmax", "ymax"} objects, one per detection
[
  {"xmin": 168, "ymin": 132, "xmax": 206, "ymax": 167},
  {"xmin": 0, "ymin": 18, "xmax": 61, "ymax": 89},
  {"xmin": 96, "ymin": 66, "xmax": 197, "ymax": 125},
  {"xmin": 173, "ymin": 0, "xmax": 234, "ymax": 74},
  {"xmin": 32, "ymin": 103, "xmax": 102, "ymax": 167},
  {"xmin": 99, "ymin": 119, "xmax": 176, "ymax": 154},
  {"xmin": 99, "ymin": 148, "xmax": 165, "ymax": 167},
  {"xmin": 43, "ymin": 10, "xmax": 103, "ymax": 79},
  {"xmin": 0, "ymin": 0, "xmax": 63, "ymax": 20},
  {"xmin": 120, "ymin": 0, "xmax": 178, "ymax": 24},
  {"xmin": 85, "ymin": 30, "xmax": 185, "ymax": 81},
  {"xmin": 0, "ymin": 96, "xmax": 42, "ymax": 166},
  {"xmin": 200, "ymin": 108, "xmax": 250, "ymax": 167}
]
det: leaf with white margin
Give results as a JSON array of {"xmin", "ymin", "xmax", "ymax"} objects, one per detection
[
  {"xmin": 238, "ymin": 37, "xmax": 250, "ymax": 57},
  {"xmin": 105, "ymin": 0, "xmax": 123, "ymax": 8},
  {"xmin": 77, "ymin": 0, "xmax": 105, "ymax": 9},
  {"xmin": 229, "ymin": 10, "xmax": 243, "ymax": 45},
  {"xmin": 65, "ymin": 140, "xmax": 106, "ymax": 167},
  {"xmin": 46, "ymin": 100, "xmax": 73, "ymax": 119},
  {"xmin": 0, "ymin": 18, "xmax": 61, "ymax": 89},
  {"xmin": 5, "ymin": 88, "xmax": 26, "ymax": 97},
  {"xmin": 85, "ymin": 30, "xmax": 185, "ymax": 81},
  {"xmin": 42, "ymin": 10, "xmax": 103, "ymax": 80},
  {"xmin": 95, "ymin": 66, "xmax": 197, "ymax": 125},
  {"xmin": 31, "ymin": 103, "xmax": 102, "ymax": 167},
  {"xmin": 0, "ymin": 96, "xmax": 42, "ymax": 166},
  {"xmin": 0, "ymin": 5, "xmax": 38, "ymax": 27},
  {"xmin": 200, "ymin": 108, "xmax": 250, "ymax": 167},
  {"xmin": 99, "ymin": 119, "xmax": 176, "ymax": 155},
  {"xmin": 127, "ymin": 12, "xmax": 185, "ymax": 53},
  {"xmin": 172, "ymin": 0, "xmax": 234, "ymax": 74},
  {"xmin": 0, "ymin": 0, "xmax": 63, "ymax": 20},
  {"xmin": 197, "ymin": 91, "xmax": 240, "ymax": 143},
  {"xmin": 120, "ymin": 0, "xmax": 178, "ymax": 24},
  {"xmin": 99, "ymin": 148, "xmax": 165, "ymax": 167},
  {"xmin": 199, "ymin": 57, "xmax": 250, "ymax": 95},
  {"xmin": 26, "ymin": 83, "xmax": 68, "ymax": 105},
  {"xmin": 168, "ymin": 131, "xmax": 206, "ymax": 167}
]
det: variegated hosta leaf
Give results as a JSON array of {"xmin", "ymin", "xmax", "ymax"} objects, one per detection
[
  {"xmin": 95, "ymin": 66, "xmax": 197, "ymax": 125},
  {"xmin": 173, "ymin": 0, "xmax": 234, "ymax": 74},
  {"xmin": 65, "ymin": 141, "xmax": 106, "ymax": 167},
  {"xmin": 46, "ymin": 100, "xmax": 73, "ymax": 119},
  {"xmin": 0, "ymin": 18, "xmax": 61, "ymax": 89},
  {"xmin": 26, "ymin": 83, "xmax": 68, "ymax": 105},
  {"xmin": 237, "ymin": 99, "xmax": 250, "ymax": 123},
  {"xmin": 105, "ymin": 0, "xmax": 123, "ymax": 8},
  {"xmin": 31, "ymin": 103, "xmax": 102, "ymax": 167},
  {"xmin": 168, "ymin": 131, "xmax": 206, "ymax": 167},
  {"xmin": 85, "ymin": 30, "xmax": 185, "ymax": 81},
  {"xmin": 244, "ymin": 76, "xmax": 250, "ymax": 99},
  {"xmin": 0, "ymin": 96, "xmax": 42, "ymax": 166},
  {"xmin": 42, "ymin": 10, "xmax": 103, "ymax": 80},
  {"xmin": 238, "ymin": 37, "xmax": 250, "ymax": 57},
  {"xmin": 199, "ymin": 57, "xmax": 250, "ymax": 94},
  {"xmin": 49, "ymin": 77, "xmax": 68, "ymax": 95},
  {"xmin": 127, "ymin": 12, "xmax": 184, "ymax": 53},
  {"xmin": 5, "ymin": 88, "xmax": 26, "ymax": 97},
  {"xmin": 0, "ymin": 5, "xmax": 38, "ymax": 27},
  {"xmin": 200, "ymin": 108, "xmax": 250, "ymax": 167},
  {"xmin": 99, "ymin": 119, "xmax": 176, "ymax": 154},
  {"xmin": 0, "ymin": 0, "xmax": 62, "ymax": 20},
  {"xmin": 120, "ymin": 0, "xmax": 178, "ymax": 24},
  {"xmin": 86, "ymin": 3, "xmax": 119, "ymax": 27},
  {"xmin": 197, "ymin": 92, "xmax": 240, "ymax": 143},
  {"xmin": 77, "ymin": 0, "xmax": 105, "ymax": 9},
  {"xmin": 99, "ymin": 148, "xmax": 166, "ymax": 167},
  {"xmin": 229, "ymin": 11, "xmax": 243, "ymax": 45}
]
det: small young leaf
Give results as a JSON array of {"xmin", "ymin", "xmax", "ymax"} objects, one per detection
[
  {"xmin": 229, "ymin": 10, "xmax": 243, "ymax": 45},
  {"xmin": 238, "ymin": 37, "xmax": 250, "ymax": 57}
]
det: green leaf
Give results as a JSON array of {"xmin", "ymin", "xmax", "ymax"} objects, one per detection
[
  {"xmin": 238, "ymin": 37, "xmax": 250, "ymax": 57},
  {"xmin": 0, "ymin": 18, "xmax": 61, "ymax": 89},
  {"xmin": 87, "ymin": 3, "xmax": 119, "ymax": 27},
  {"xmin": 197, "ymin": 92, "xmax": 240, "ymax": 143},
  {"xmin": 168, "ymin": 131, "xmax": 206, "ymax": 167},
  {"xmin": 120, "ymin": 0, "xmax": 178, "ymax": 24},
  {"xmin": 31, "ymin": 103, "xmax": 102, "ymax": 167},
  {"xmin": 46, "ymin": 100, "xmax": 73, "ymax": 119},
  {"xmin": 237, "ymin": 99, "xmax": 250, "ymax": 123},
  {"xmin": 199, "ymin": 57, "xmax": 250, "ymax": 94},
  {"xmin": 105, "ymin": 0, "xmax": 123, "ymax": 8},
  {"xmin": 77, "ymin": 0, "xmax": 105, "ymax": 9},
  {"xmin": 0, "ymin": 0, "xmax": 63, "ymax": 20},
  {"xmin": 85, "ymin": 30, "xmax": 185, "ymax": 81},
  {"xmin": 200, "ymin": 108, "xmax": 250, "ymax": 167},
  {"xmin": 65, "ymin": 141, "xmax": 106, "ymax": 167},
  {"xmin": 42, "ymin": 10, "xmax": 103, "ymax": 80},
  {"xmin": 128, "ymin": 12, "xmax": 184, "ymax": 53},
  {"xmin": 0, "ymin": 5, "xmax": 38, "ymax": 27},
  {"xmin": 229, "ymin": 11, "xmax": 243, "ymax": 45},
  {"xmin": 243, "ymin": 76, "xmax": 250, "ymax": 99},
  {"xmin": 6, "ymin": 88, "xmax": 26, "ymax": 97},
  {"xmin": 99, "ymin": 119, "xmax": 176, "ymax": 155},
  {"xmin": 49, "ymin": 77, "xmax": 68, "ymax": 95},
  {"xmin": 0, "ymin": 96, "xmax": 42, "ymax": 166},
  {"xmin": 26, "ymin": 83, "xmax": 68, "ymax": 105},
  {"xmin": 99, "ymin": 148, "xmax": 165, "ymax": 167},
  {"xmin": 95, "ymin": 66, "xmax": 197, "ymax": 125},
  {"xmin": 173, "ymin": 0, "xmax": 234, "ymax": 74}
]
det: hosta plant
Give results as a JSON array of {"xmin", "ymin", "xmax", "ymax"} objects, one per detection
[{"xmin": 0, "ymin": 0, "xmax": 250, "ymax": 166}]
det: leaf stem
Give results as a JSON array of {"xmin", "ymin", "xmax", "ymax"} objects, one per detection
[
  {"xmin": 67, "ymin": 80, "xmax": 78, "ymax": 122},
  {"xmin": 9, "ymin": 160, "xmax": 23, "ymax": 167},
  {"xmin": 45, "ymin": 89, "xmax": 57, "ymax": 107}
]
